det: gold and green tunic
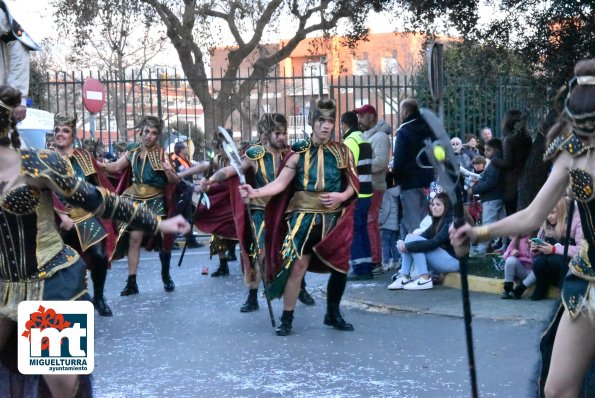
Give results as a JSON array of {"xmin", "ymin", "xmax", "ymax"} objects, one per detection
[
  {"xmin": 0, "ymin": 150, "xmax": 161, "ymax": 320},
  {"xmin": 123, "ymin": 143, "xmax": 168, "ymax": 216},
  {"xmin": 245, "ymin": 144, "xmax": 284, "ymax": 252},
  {"xmin": 58, "ymin": 148, "xmax": 108, "ymax": 251}
]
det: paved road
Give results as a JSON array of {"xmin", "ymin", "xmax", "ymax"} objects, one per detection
[{"xmin": 93, "ymin": 247, "xmax": 548, "ymax": 397}]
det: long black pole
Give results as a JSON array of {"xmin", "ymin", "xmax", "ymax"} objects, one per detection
[
  {"xmin": 453, "ymin": 189, "xmax": 479, "ymax": 398},
  {"xmin": 243, "ymin": 201, "xmax": 276, "ymax": 328}
]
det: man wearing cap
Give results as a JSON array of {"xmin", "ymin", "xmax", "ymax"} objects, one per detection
[
  {"xmin": 392, "ymin": 98, "xmax": 434, "ymax": 237},
  {"xmin": 100, "ymin": 115, "xmax": 180, "ymax": 296},
  {"xmin": 341, "ymin": 111, "xmax": 375, "ymax": 280},
  {"xmin": 354, "ymin": 104, "xmax": 391, "ymax": 275},
  {"xmin": 240, "ymin": 99, "xmax": 359, "ymax": 336}
]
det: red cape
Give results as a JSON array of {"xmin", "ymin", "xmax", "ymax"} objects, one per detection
[
  {"xmin": 114, "ymin": 163, "xmax": 176, "ymax": 254},
  {"xmin": 194, "ymin": 177, "xmax": 253, "ymax": 276},
  {"xmin": 52, "ymin": 151, "xmax": 117, "ymax": 266},
  {"xmin": 264, "ymin": 144, "xmax": 359, "ymax": 281}
]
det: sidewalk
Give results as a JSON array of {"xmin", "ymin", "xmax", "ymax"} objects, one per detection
[{"xmin": 339, "ymin": 271, "xmax": 556, "ymax": 323}]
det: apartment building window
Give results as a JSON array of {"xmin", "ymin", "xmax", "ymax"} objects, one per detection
[
  {"xmin": 352, "ymin": 59, "xmax": 369, "ymax": 76},
  {"xmin": 382, "ymin": 56, "xmax": 399, "ymax": 75}
]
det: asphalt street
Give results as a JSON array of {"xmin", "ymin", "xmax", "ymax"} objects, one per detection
[{"xmin": 93, "ymin": 245, "xmax": 547, "ymax": 398}]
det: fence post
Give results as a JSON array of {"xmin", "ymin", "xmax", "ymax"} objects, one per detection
[
  {"xmin": 459, "ymin": 85, "xmax": 465, "ymax": 137},
  {"xmin": 156, "ymin": 76, "xmax": 163, "ymax": 121}
]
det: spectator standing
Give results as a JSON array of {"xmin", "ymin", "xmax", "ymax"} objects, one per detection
[
  {"xmin": 461, "ymin": 134, "xmax": 480, "ymax": 171},
  {"xmin": 392, "ymin": 98, "xmax": 434, "ymax": 237},
  {"xmin": 489, "ymin": 110, "xmax": 532, "ymax": 215},
  {"xmin": 0, "ymin": 1, "xmax": 41, "ymax": 122},
  {"xmin": 469, "ymin": 138, "xmax": 506, "ymax": 255},
  {"xmin": 379, "ymin": 186, "xmax": 401, "ymax": 272},
  {"xmin": 341, "ymin": 111, "xmax": 375, "ymax": 280},
  {"xmin": 478, "ymin": 127, "xmax": 493, "ymax": 156},
  {"xmin": 355, "ymin": 104, "xmax": 391, "ymax": 274}
]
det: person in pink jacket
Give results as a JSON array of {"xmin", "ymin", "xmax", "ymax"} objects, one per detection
[
  {"xmin": 500, "ymin": 235, "xmax": 535, "ymax": 299},
  {"xmin": 509, "ymin": 197, "xmax": 583, "ymax": 300}
]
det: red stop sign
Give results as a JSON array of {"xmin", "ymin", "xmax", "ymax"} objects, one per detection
[{"xmin": 82, "ymin": 78, "xmax": 107, "ymax": 114}]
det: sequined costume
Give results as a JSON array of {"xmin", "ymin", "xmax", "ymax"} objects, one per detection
[
  {"xmin": 543, "ymin": 132, "xmax": 595, "ymax": 317},
  {"xmin": 264, "ymin": 138, "xmax": 359, "ymax": 298},
  {"xmin": 0, "ymin": 149, "xmax": 161, "ymax": 320},
  {"xmin": 55, "ymin": 148, "xmax": 116, "ymax": 255},
  {"xmin": 113, "ymin": 142, "xmax": 174, "ymax": 257},
  {"xmin": 538, "ymin": 131, "xmax": 595, "ymax": 395}
]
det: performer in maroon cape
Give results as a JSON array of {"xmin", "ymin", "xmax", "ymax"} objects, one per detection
[
  {"xmin": 240, "ymin": 99, "xmax": 359, "ymax": 336},
  {"xmin": 99, "ymin": 115, "xmax": 179, "ymax": 295},
  {"xmin": 180, "ymin": 136, "xmax": 240, "ymax": 277},
  {"xmin": 51, "ymin": 112, "xmax": 118, "ymax": 316},
  {"xmin": 198, "ymin": 114, "xmax": 316, "ymax": 313}
]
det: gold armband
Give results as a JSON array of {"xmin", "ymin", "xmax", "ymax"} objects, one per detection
[{"xmin": 474, "ymin": 226, "xmax": 491, "ymax": 244}]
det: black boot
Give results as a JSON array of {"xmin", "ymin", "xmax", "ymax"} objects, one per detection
[
  {"xmin": 120, "ymin": 274, "xmax": 139, "ymax": 296},
  {"xmin": 159, "ymin": 251, "xmax": 175, "ymax": 292},
  {"xmin": 240, "ymin": 289, "xmax": 259, "ymax": 313},
  {"xmin": 211, "ymin": 259, "xmax": 229, "ymax": 277},
  {"xmin": 324, "ymin": 303, "xmax": 354, "ymax": 331},
  {"xmin": 298, "ymin": 288, "xmax": 315, "ymax": 306},
  {"xmin": 530, "ymin": 283, "xmax": 548, "ymax": 301},
  {"xmin": 500, "ymin": 281, "xmax": 514, "ymax": 300},
  {"xmin": 275, "ymin": 310, "xmax": 294, "ymax": 336},
  {"xmin": 90, "ymin": 264, "xmax": 113, "ymax": 316},
  {"xmin": 512, "ymin": 283, "xmax": 527, "ymax": 299}
]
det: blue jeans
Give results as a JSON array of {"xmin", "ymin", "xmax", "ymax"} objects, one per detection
[
  {"xmin": 399, "ymin": 235, "xmax": 459, "ymax": 276},
  {"xmin": 381, "ymin": 228, "xmax": 400, "ymax": 264},
  {"xmin": 399, "ymin": 188, "xmax": 429, "ymax": 237},
  {"xmin": 476, "ymin": 199, "xmax": 507, "ymax": 253},
  {"xmin": 350, "ymin": 197, "xmax": 373, "ymax": 276}
]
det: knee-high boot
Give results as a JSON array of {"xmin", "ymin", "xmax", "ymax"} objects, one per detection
[
  {"xmin": 90, "ymin": 263, "xmax": 113, "ymax": 316},
  {"xmin": 159, "ymin": 251, "xmax": 175, "ymax": 292}
]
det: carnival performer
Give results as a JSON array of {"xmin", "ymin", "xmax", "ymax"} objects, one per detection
[
  {"xmin": 100, "ymin": 115, "xmax": 179, "ymax": 295},
  {"xmin": 180, "ymin": 136, "xmax": 239, "ymax": 277},
  {"xmin": 240, "ymin": 99, "xmax": 359, "ymax": 336},
  {"xmin": 51, "ymin": 113, "xmax": 117, "ymax": 317},
  {"xmin": 197, "ymin": 114, "xmax": 315, "ymax": 312},
  {"xmin": 451, "ymin": 58, "xmax": 595, "ymax": 397},
  {"xmin": 0, "ymin": 85, "xmax": 190, "ymax": 398}
]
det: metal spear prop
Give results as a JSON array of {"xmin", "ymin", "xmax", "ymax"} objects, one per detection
[
  {"xmin": 420, "ymin": 108, "xmax": 479, "ymax": 398},
  {"xmin": 217, "ymin": 126, "xmax": 276, "ymax": 328}
]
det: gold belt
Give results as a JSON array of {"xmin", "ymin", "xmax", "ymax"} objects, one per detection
[
  {"xmin": 286, "ymin": 191, "xmax": 341, "ymax": 213},
  {"xmin": 69, "ymin": 207, "xmax": 93, "ymax": 223},
  {"xmin": 123, "ymin": 183, "xmax": 164, "ymax": 200}
]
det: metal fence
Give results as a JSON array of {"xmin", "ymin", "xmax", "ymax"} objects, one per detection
[{"xmin": 34, "ymin": 68, "xmax": 548, "ymax": 159}]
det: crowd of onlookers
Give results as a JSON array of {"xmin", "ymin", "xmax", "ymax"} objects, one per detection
[
  {"xmin": 345, "ymin": 100, "xmax": 581, "ymax": 301},
  {"xmin": 61, "ymin": 99, "xmax": 579, "ymax": 301}
]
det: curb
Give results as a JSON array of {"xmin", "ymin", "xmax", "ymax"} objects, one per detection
[{"xmin": 442, "ymin": 273, "xmax": 560, "ymax": 299}]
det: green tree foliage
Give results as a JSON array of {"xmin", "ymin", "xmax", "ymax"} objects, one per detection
[{"xmin": 392, "ymin": 0, "xmax": 595, "ymax": 94}]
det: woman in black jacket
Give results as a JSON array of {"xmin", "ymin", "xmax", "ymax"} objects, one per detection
[{"xmin": 388, "ymin": 193, "xmax": 459, "ymax": 290}]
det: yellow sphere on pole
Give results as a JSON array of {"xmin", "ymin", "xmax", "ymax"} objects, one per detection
[{"xmin": 434, "ymin": 145, "xmax": 446, "ymax": 162}]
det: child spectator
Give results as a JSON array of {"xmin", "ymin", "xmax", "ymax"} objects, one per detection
[
  {"xmin": 469, "ymin": 138, "xmax": 506, "ymax": 255},
  {"xmin": 513, "ymin": 197, "xmax": 583, "ymax": 300},
  {"xmin": 379, "ymin": 186, "xmax": 401, "ymax": 273},
  {"xmin": 500, "ymin": 235, "xmax": 535, "ymax": 299},
  {"xmin": 388, "ymin": 192, "xmax": 459, "ymax": 290}
]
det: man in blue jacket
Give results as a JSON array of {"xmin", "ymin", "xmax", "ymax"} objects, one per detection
[{"xmin": 392, "ymin": 98, "xmax": 434, "ymax": 237}]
